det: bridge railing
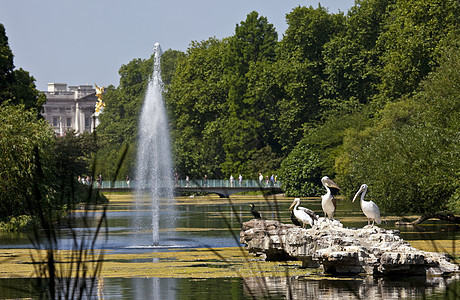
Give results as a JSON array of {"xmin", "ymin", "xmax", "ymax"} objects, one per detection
[
  {"xmin": 94, "ymin": 179, "xmax": 281, "ymax": 189},
  {"xmin": 177, "ymin": 179, "xmax": 281, "ymax": 188}
]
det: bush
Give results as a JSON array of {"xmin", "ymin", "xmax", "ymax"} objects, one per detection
[
  {"xmin": 0, "ymin": 215, "xmax": 36, "ymax": 232},
  {"xmin": 279, "ymin": 140, "xmax": 323, "ymax": 196}
]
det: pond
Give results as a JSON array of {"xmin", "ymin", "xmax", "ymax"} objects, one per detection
[{"xmin": 0, "ymin": 192, "xmax": 458, "ymax": 299}]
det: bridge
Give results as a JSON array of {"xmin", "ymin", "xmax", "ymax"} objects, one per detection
[{"xmin": 96, "ymin": 179, "xmax": 282, "ymax": 198}]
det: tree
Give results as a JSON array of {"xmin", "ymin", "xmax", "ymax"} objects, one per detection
[
  {"xmin": 166, "ymin": 38, "xmax": 227, "ymax": 178},
  {"xmin": 338, "ymin": 43, "xmax": 460, "ymax": 214},
  {"xmin": 161, "ymin": 49, "xmax": 186, "ymax": 87},
  {"xmin": 375, "ymin": 0, "xmax": 460, "ymax": 102},
  {"xmin": 322, "ymin": 0, "xmax": 393, "ymax": 111},
  {"xmin": 0, "ymin": 103, "xmax": 54, "ymax": 221},
  {"xmin": 279, "ymin": 140, "xmax": 323, "ymax": 197},
  {"xmin": 220, "ymin": 12, "xmax": 279, "ymax": 175},
  {"xmin": 0, "ymin": 24, "xmax": 45, "ymax": 113},
  {"xmin": 272, "ymin": 6, "xmax": 345, "ymax": 151}
]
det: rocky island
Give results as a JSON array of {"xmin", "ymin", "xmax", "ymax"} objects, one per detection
[{"xmin": 240, "ymin": 218, "xmax": 459, "ymax": 276}]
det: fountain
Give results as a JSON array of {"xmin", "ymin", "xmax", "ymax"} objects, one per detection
[{"xmin": 134, "ymin": 42, "xmax": 175, "ymax": 246}]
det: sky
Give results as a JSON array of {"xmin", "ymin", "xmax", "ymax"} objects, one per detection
[{"xmin": 1, "ymin": 0, "xmax": 355, "ymax": 91}]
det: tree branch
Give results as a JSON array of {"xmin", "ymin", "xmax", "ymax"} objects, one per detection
[{"xmin": 396, "ymin": 213, "xmax": 460, "ymax": 226}]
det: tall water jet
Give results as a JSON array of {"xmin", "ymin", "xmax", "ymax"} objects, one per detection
[{"xmin": 134, "ymin": 42, "xmax": 175, "ymax": 246}]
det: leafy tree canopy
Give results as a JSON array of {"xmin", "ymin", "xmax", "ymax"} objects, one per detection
[{"xmin": 0, "ymin": 24, "xmax": 45, "ymax": 113}]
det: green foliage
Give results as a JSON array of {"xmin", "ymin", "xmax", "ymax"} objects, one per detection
[
  {"xmin": 161, "ymin": 49, "xmax": 186, "ymax": 86},
  {"xmin": 220, "ymin": 12, "xmax": 280, "ymax": 176},
  {"xmin": 322, "ymin": 0, "xmax": 392, "ymax": 110},
  {"xmin": 272, "ymin": 6, "xmax": 345, "ymax": 151},
  {"xmin": 280, "ymin": 5, "xmax": 345, "ymax": 62},
  {"xmin": 0, "ymin": 215, "xmax": 36, "ymax": 232},
  {"xmin": 339, "ymin": 44, "xmax": 460, "ymax": 214},
  {"xmin": 279, "ymin": 140, "xmax": 323, "ymax": 197},
  {"xmin": 167, "ymin": 38, "xmax": 227, "ymax": 178},
  {"xmin": 0, "ymin": 103, "xmax": 107, "ymax": 224},
  {"xmin": 0, "ymin": 103, "xmax": 54, "ymax": 221},
  {"xmin": 0, "ymin": 24, "xmax": 45, "ymax": 113},
  {"xmin": 375, "ymin": 0, "xmax": 460, "ymax": 102}
]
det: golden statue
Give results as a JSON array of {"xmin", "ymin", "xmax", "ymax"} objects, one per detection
[{"xmin": 94, "ymin": 84, "xmax": 105, "ymax": 113}]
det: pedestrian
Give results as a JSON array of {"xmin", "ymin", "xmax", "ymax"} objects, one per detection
[
  {"xmin": 126, "ymin": 175, "xmax": 130, "ymax": 188},
  {"xmin": 174, "ymin": 172, "xmax": 179, "ymax": 186},
  {"xmin": 204, "ymin": 174, "xmax": 208, "ymax": 187},
  {"xmin": 270, "ymin": 174, "xmax": 275, "ymax": 187},
  {"xmin": 259, "ymin": 173, "xmax": 263, "ymax": 184},
  {"xmin": 230, "ymin": 175, "xmax": 234, "ymax": 187},
  {"xmin": 239, "ymin": 174, "xmax": 243, "ymax": 186},
  {"xmin": 186, "ymin": 175, "xmax": 190, "ymax": 187}
]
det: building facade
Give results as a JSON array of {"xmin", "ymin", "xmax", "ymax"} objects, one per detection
[{"xmin": 42, "ymin": 83, "xmax": 99, "ymax": 136}]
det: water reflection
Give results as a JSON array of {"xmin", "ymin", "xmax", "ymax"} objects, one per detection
[
  {"xmin": 244, "ymin": 275, "xmax": 460, "ymax": 299},
  {"xmin": 1, "ymin": 276, "xmax": 458, "ymax": 299}
]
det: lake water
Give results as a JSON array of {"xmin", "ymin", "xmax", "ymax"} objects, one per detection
[{"xmin": 0, "ymin": 193, "xmax": 458, "ymax": 299}]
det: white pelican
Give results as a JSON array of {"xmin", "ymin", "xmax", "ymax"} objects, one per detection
[
  {"xmin": 249, "ymin": 203, "xmax": 262, "ymax": 219},
  {"xmin": 290, "ymin": 210, "xmax": 302, "ymax": 226},
  {"xmin": 321, "ymin": 176, "xmax": 341, "ymax": 220},
  {"xmin": 353, "ymin": 184, "xmax": 381, "ymax": 226},
  {"xmin": 289, "ymin": 198, "xmax": 318, "ymax": 228}
]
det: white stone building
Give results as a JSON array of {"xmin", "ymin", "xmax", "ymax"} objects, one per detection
[{"xmin": 42, "ymin": 83, "xmax": 99, "ymax": 136}]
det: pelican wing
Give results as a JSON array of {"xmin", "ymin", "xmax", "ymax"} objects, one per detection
[
  {"xmin": 363, "ymin": 200, "xmax": 381, "ymax": 224},
  {"xmin": 298, "ymin": 206, "xmax": 318, "ymax": 221}
]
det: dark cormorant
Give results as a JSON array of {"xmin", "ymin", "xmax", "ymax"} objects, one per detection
[{"xmin": 250, "ymin": 203, "xmax": 261, "ymax": 219}]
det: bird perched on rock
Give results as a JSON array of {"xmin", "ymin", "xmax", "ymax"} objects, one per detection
[
  {"xmin": 290, "ymin": 210, "xmax": 302, "ymax": 226},
  {"xmin": 353, "ymin": 184, "xmax": 381, "ymax": 226},
  {"xmin": 320, "ymin": 176, "xmax": 341, "ymax": 220},
  {"xmin": 289, "ymin": 198, "xmax": 318, "ymax": 228},
  {"xmin": 249, "ymin": 203, "xmax": 261, "ymax": 219}
]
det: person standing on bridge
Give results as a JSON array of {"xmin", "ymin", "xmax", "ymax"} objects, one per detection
[
  {"xmin": 126, "ymin": 176, "xmax": 130, "ymax": 188},
  {"xmin": 230, "ymin": 175, "xmax": 234, "ymax": 187},
  {"xmin": 259, "ymin": 173, "xmax": 263, "ymax": 185},
  {"xmin": 204, "ymin": 174, "xmax": 208, "ymax": 187},
  {"xmin": 239, "ymin": 174, "xmax": 243, "ymax": 186}
]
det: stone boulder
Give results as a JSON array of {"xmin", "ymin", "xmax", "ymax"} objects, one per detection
[{"xmin": 240, "ymin": 218, "xmax": 459, "ymax": 276}]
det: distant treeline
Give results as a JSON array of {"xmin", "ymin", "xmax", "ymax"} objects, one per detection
[{"xmin": 69, "ymin": 0, "xmax": 460, "ymax": 214}]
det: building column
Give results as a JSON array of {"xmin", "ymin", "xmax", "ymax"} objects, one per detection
[
  {"xmin": 80, "ymin": 110, "xmax": 85, "ymax": 133},
  {"xmin": 75, "ymin": 103, "xmax": 80, "ymax": 132},
  {"xmin": 59, "ymin": 117, "xmax": 63, "ymax": 137}
]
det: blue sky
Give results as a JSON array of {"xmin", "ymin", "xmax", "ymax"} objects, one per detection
[{"xmin": 1, "ymin": 0, "xmax": 354, "ymax": 91}]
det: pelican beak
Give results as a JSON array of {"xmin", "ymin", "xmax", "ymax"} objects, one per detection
[
  {"xmin": 326, "ymin": 178, "xmax": 341, "ymax": 190},
  {"xmin": 352, "ymin": 186, "xmax": 364, "ymax": 202},
  {"xmin": 352, "ymin": 193, "xmax": 359, "ymax": 202},
  {"xmin": 288, "ymin": 202, "xmax": 295, "ymax": 210}
]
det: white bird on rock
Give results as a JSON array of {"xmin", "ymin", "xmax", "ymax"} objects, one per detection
[
  {"xmin": 289, "ymin": 198, "xmax": 318, "ymax": 228},
  {"xmin": 321, "ymin": 176, "xmax": 341, "ymax": 220},
  {"xmin": 353, "ymin": 184, "xmax": 381, "ymax": 226}
]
